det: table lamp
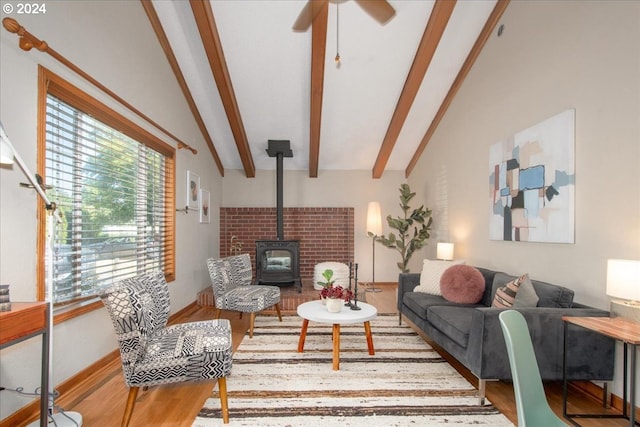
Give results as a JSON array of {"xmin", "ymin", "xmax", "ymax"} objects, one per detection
[
  {"xmin": 606, "ymin": 259, "xmax": 640, "ymax": 321},
  {"xmin": 437, "ymin": 242, "xmax": 454, "ymax": 261}
]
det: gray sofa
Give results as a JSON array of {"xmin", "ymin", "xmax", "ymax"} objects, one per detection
[{"xmin": 398, "ymin": 267, "xmax": 615, "ymax": 404}]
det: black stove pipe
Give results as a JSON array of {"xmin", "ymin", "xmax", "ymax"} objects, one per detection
[
  {"xmin": 275, "ymin": 151, "xmax": 284, "ymax": 240},
  {"xmin": 266, "ymin": 140, "xmax": 293, "ymax": 241}
]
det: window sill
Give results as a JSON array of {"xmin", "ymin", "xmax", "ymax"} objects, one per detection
[{"xmin": 53, "ymin": 298, "xmax": 103, "ymax": 325}]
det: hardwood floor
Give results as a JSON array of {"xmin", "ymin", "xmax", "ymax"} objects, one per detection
[{"xmin": 38, "ymin": 284, "xmax": 631, "ymax": 426}]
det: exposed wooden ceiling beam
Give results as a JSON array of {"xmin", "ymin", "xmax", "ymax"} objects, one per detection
[
  {"xmin": 372, "ymin": 0, "xmax": 456, "ymax": 179},
  {"xmin": 190, "ymin": 0, "xmax": 255, "ymax": 178},
  {"xmin": 405, "ymin": 0, "xmax": 511, "ymax": 177},
  {"xmin": 308, "ymin": 1, "xmax": 329, "ymax": 178},
  {"xmin": 141, "ymin": 0, "xmax": 224, "ymax": 176}
]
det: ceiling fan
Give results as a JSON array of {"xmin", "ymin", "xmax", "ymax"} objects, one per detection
[{"xmin": 293, "ymin": 0, "xmax": 396, "ymax": 32}]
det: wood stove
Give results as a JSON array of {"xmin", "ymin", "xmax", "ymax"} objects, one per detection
[
  {"xmin": 254, "ymin": 140, "xmax": 302, "ymax": 292},
  {"xmin": 255, "ymin": 240, "xmax": 301, "ymax": 291}
]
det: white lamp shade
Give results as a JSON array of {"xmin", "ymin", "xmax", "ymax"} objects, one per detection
[
  {"xmin": 366, "ymin": 201, "xmax": 382, "ymax": 236},
  {"xmin": 437, "ymin": 242, "xmax": 454, "ymax": 261},
  {"xmin": 606, "ymin": 259, "xmax": 640, "ymax": 301}
]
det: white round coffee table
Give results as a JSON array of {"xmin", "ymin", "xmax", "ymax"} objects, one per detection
[{"xmin": 296, "ymin": 300, "xmax": 377, "ymax": 370}]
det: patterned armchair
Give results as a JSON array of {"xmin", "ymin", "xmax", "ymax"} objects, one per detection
[
  {"xmin": 99, "ymin": 271, "xmax": 232, "ymax": 426},
  {"xmin": 207, "ymin": 254, "xmax": 282, "ymax": 338}
]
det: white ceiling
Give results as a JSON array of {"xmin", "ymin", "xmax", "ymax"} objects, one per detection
[{"xmin": 150, "ymin": 0, "xmax": 500, "ymax": 175}]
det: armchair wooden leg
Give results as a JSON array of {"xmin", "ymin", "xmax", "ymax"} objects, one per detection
[
  {"xmin": 215, "ymin": 308, "xmax": 222, "ymax": 319},
  {"xmin": 249, "ymin": 312, "xmax": 256, "ymax": 338},
  {"xmin": 121, "ymin": 386, "xmax": 139, "ymax": 427},
  {"xmin": 218, "ymin": 377, "xmax": 229, "ymax": 424},
  {"xmin": 275, "ymin": 303, "xmax": 283, "ymax": 321}
]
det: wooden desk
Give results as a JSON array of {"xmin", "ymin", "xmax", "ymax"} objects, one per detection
[
  {"xmin": 0, "ymin": 302, "xmax": 50, "ymax": 427},
  {"xmin": 562, "ymin": 316, "xmax": 640, "ymax": 426}
]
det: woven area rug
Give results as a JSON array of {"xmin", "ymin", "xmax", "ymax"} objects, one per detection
[{"xmin": 193, "ymin": 314, "xmax": 513, "ymax": 426}]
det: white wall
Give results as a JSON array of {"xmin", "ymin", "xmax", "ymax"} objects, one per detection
[
  {"xmin": 408, "ymin": 0, "xmax": 640, "ymax": 396},
  {"xmin": 0, "ymin": 1, "xmax": 222, "ymax": 418},
  {"xmin": 222, "ymin": 169, "xmax": 412, "ymax": 283}
]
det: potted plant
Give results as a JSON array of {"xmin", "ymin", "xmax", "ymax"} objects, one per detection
[
  {"xmin": 316, "ymin": 269, "xmax": 335, "ymax": 289},
  {"xmin": 372, "ymin": 183, "xmax": 433, "ymax": 273},
  {"xmin": 320, "ymin": 284, "xmax": 353, "ymax": 313},
  {"xmin": 317, "ymin": 269, "xmax": 334, "ymax": 305}
]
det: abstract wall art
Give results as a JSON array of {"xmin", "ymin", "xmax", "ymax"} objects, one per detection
[{"xmin": 489, "ymin": 109, "xmax": 575, "ymax": 243}]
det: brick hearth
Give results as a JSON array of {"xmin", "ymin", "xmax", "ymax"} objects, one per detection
[{"xmin": 220, "ymin": 207, "xmax": 354, "ymax": 290}]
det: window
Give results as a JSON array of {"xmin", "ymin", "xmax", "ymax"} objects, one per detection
[{"xmin": 38, "ymin": 67, "xmax": 175, "ymax": 309}]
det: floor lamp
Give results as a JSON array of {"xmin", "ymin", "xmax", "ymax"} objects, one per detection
[
  {"xmin": 366, "ymin": 201, "xmax": 382, "ymax": 293},
  {"xmin": 1, "ymin": 123, "xmax": 83, "ymax": 427}
]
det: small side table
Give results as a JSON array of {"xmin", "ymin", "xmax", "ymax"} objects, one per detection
[
  {"xmin": 562, "ymin": 316, "xmax": 640, "ymax": 426},
  {"xmin": 0, "ymin": 302, "xmax": 50, "ymax": 427},
  {"xmin": 297, "ymin": 300, "xmax": 377, "ymax": 370}
]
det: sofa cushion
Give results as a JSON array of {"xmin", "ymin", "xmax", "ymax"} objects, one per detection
[
  {"xmin": 402, "ymin": 292, "xmax": 478, "ymax": 320},
  {"xmin": 427, "ymin": 306, "xmax": 475, "ymax": 349},
  {"xmin": 415, "ymin": 259, "xmax": 465, "ymax": 295},
  {"xmin": 514, "ymin": 274, "xmax": 539, "ymax": 307},
  {"xmin": 476, "ymin": 268, "xmax": 500, "ymax": 307},
  {"xmin": 440, "ymin": 265, "xmax": 485, "ymax": 304},
  {"xmin": 491, "ymin": 273, "xmax": 574, "ymax": 308},
  {"xmin": 492, "ymin": 274, "xmax": 529, "ymax": 308}
]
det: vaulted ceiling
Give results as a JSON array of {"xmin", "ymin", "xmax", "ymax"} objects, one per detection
[{"xmin": 145, "ymin": 0, "xmax": 509, "ymax": 178}]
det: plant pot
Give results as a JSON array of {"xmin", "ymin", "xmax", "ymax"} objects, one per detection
[{"xmin": 326, "ymin": 298, "xmax": 342, "ymax": 313}]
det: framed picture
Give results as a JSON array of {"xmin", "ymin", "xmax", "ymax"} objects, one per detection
[
  {"xmin": 186, "ymin": 171, "xmax": 200, "ymax": 210},
  {"xmin": 489, "ymin": 109, "xmax": 575, "ymax": 243},
  {"xmin": 200, "ymin": 189, "xmax": 210, "ymax": 224}
]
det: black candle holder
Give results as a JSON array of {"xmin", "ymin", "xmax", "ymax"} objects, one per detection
[
  {"xmin": 350, "ymin": 262, "xmax": 361, "ymax": 311},
  {"xmin": 345, "ymin": 261, "xmax": 353, "ymax": 308}
]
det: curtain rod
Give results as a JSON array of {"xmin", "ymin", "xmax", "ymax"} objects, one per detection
[{"xmin": 2, "ymin": 17, "xmax": 198, "ymax": 156}]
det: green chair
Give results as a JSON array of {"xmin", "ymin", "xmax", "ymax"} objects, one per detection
[{"xmin": 499, "ymin": 310, "xmax": 568, "ymax": 426}]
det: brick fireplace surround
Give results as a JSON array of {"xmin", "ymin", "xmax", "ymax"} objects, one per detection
[{"xmin": 220, "ymin": 207, "xmax": 354, "ymax": 289}]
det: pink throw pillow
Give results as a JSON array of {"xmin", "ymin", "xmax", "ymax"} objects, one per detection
[{"xmin": 440, "ymin": 265, "xmax": 485, "ymax": 304}]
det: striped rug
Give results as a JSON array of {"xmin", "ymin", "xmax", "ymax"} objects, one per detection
[{"xmin": 193, "ymin": 314, "xmax": 513, "ymax": 426}]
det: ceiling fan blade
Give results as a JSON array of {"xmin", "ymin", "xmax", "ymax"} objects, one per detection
[
  {"xmin": 354, "ymin": 0, "xmax": 396, "ymax": 25},
  {"xmin": 293, "ymin": 0, "xmax": 328, "ymax": 32}
]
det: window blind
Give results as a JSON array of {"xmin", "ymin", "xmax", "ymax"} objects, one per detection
[{"xmin": 45, "ymin": 94, "xmax": 169, "ymax": 304}]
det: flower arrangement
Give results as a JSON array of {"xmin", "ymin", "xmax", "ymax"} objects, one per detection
[{"xmin": 320, "ymin": 284, "xmax": 353, "ymax": 302}]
